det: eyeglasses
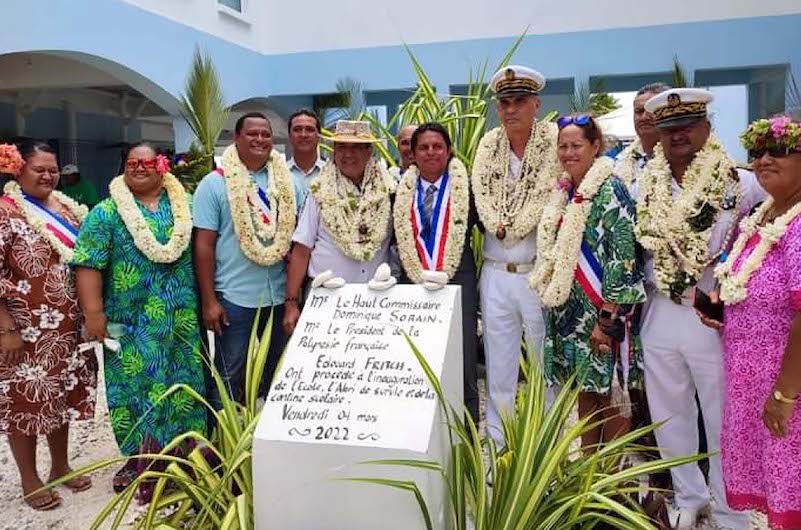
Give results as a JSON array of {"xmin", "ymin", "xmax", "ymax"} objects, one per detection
[
  {"xmin": 748, "ymin": 146, "xmax": 800, "ymax": 161},
  {"xmin": 125, "ymin": 158, "xmax": 158, "ymax": 170},
  {"xmin": 557, "ymin": 114, "xmax": 592, "ymax": 129}
]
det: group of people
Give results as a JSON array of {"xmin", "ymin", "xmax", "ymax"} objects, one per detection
[{"xmin": 0, "ymin": 62, "xmax": 798, "ymax": 530}]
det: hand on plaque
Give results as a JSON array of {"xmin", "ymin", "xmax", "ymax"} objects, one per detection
[
  {"xmin": 421, "ymin": 270, "xmax": 449, "ymax": 291},
  {"xmin": 368, "ymin": 263, "xmax": 396, "ymax": 291}
]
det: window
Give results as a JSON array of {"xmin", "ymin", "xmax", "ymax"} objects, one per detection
[{"xmin": 218, "ymin": 0, "xmax": 242, "ymax": 12}]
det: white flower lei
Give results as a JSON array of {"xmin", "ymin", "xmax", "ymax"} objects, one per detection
[
  {"xmin": 310, "ymin": 158, "xmax": 394, "ymax": 261},
  {"xmin": 2, "ymin": 181, "xmax": 88, "ymax": 263},
  {"xmin": 472, "ymin": 122, "xmax": 559, "ymax": 245},
  {"xmin": 614, "ymin": 138, "xmax": 645, "ymax": 186},
  {"xmin": 108, "ymin": 173, "xmax": 191, "ymax": 263},
  {"xmin": 222, "ymin": 144, "xmax": 296, "ymax": 266},
  {"xmin": 715, "ymin": 198, "xmax": 801, "ymax": 305},
  {"xmin": 394, "ymin": 157, "xmax": 470, "ymax": 283},
  {"xmin": 530, "ymin": 157, "xmax": 615, "ymax": 307},
  {"xmin": 635, "ymin": 135, "xmax": 738, "ymax": 298}
]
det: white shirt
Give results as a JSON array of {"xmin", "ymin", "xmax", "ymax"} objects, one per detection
[
  {"xmin": 482, "ymin": 150, "xmax": 538, "ymax": 264},
  {"xmin": 632, "ymin": 168, "xmax": 766, "ymax": 296},
  {"xmin": 292, "ymin": 193, "xmax": 396, "ymax": 282}
]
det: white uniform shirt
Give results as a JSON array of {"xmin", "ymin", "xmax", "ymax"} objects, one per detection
[
  {"xmin": 292, "ymin": 193, "xmax": 395, "ymax": 282},
  {"xmin": 632, "ymin": 168, "xmax": 766, "ymax": 296},
  {"xmin": 482, "ymin": 150, "xmax": 538, "ymax": 264}
]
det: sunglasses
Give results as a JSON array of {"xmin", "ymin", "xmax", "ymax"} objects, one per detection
[
  {"xmin": 748, "ymin": 146, "xmax": 800, "ymax": 161},
  {"xmin": 557, "ymin": 114, "xmax": 592, "ymax": 129},
  {"xmin": 125, "ymin": 158, "xmax": 158, "ymax": 170}
]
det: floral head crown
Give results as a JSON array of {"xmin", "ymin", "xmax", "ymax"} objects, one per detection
[
  {"xmin": 741, "ymin": 116, "xmax": 801, "ymax": 153},
  {"xmin": 0, "ymin": 143, "xmax": 24, "ymax": 176}
]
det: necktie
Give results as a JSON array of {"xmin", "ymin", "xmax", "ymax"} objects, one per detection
[{"xmin": 423, "ymin": 185, "xmax": 437, "ymax": 225}]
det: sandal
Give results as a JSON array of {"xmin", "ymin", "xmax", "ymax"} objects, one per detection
[
  {"xmin": 113, "ymin": 467, "xmax": 138, "ymax": 494},
  {"xmin": 48, "ymin": 471, "xmax": 92, "ymax": 493},
  {"xmin": 61, "ymin": 475, "xmax": 92, "ymax": 493},
  {"xmin": 24, "ymin": 489, "xmax": 61, "ymax": 511}
]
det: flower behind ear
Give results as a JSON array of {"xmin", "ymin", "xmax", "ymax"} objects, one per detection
[
  {"xmin": 0, "ymin": 144, "xmax": 24, "ymax": 176},
  {"xmin": 156, "ymin": 154, "xmax": 171, "ymax": 175}
]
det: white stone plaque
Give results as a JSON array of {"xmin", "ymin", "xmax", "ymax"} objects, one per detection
[{"xmin": 253, "ymin": 284, "xmax": 463, "ymax": 530}]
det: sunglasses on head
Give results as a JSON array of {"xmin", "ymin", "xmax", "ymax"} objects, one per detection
[
  {"xmin": 748, "ymin": 146, "xmax": 800, "ymax": 161},
  {"xmin": 557, "ymin": 114, "xmax": 592, "ymax": 129},
  {"xmin": 125, "ymin": 158, "xmax": 158, "ymax": 170}
]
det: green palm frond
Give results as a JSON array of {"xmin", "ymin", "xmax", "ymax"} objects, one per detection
[
  {"xmin": 355, "ymin": 344, "xmax": 703, "ymax": 530},
  {"xmin": 179, "ymin": 46, "xmax": 229, "ymax": 159},
  {"xmin": 672, "ymin": 54, "xmax": 690, "ymax": 88}
]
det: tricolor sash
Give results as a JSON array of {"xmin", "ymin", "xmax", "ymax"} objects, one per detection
[
  {"xmin": 7, "ymin": 193, "xmax": 80, "ymax": 248},
  {"xmin": 568, "ymin": 190, "xmax": 633, "ymax": 387},
  {"xmin": 411, "ymin": 173, "xmax": 451, "ymax": 271},
  {"xmin": 253, "ymin": 185, "xmax": 272, "ymax": 225}
]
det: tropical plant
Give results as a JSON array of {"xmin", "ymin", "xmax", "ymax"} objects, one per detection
[
  {"xmin": 49, "ymin": 313, "xmax": 277, "ymax": 530},
  {"xmin": 570, "ymin": 79, "xmax": 620, "ymax": 116},
  {"xmin": 354, "ymin": 340, "xmax": 700, "ymax": 530},
  {"xmin": 177, "ymin": 46, "xmax": 230, "ymax": 189},
  {"xmin": 672, "ymin": 55, "xmax": 690, "ymax": 89}
]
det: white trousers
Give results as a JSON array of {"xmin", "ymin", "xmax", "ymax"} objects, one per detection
[
  {"xmin": 480, "ymin": 267, "xmax": 547, "ymax": 445},
  {"xmin": 642, "ymin": 293, "xmax": 749, "ymax": 530}
]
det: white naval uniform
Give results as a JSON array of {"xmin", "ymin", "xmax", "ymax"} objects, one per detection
[
  {"xmin": 480, "ymin": 151, "xmax": 548, "ymax": 445},
  {"xmin": 634, "ymin": 169, "xmax": 765, "ymax": 529}
]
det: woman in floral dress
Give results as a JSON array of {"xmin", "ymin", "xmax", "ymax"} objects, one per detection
[
  {"xmin": 531, "ymin": 115, "xmax": 645, "ymax": 451},
  {"xmin": 0, "ymin": 141, "xmax": 96, "ymax": 510},
  {"xmin": 702, "ymin": 117, "xmax": 801, "ymax": 529},
  {"xmin": 72, "ymin": 143, "xmax": 206, "ymax": 497}
]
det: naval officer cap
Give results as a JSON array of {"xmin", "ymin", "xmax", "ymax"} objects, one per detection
[
  {"xmin": 490, "ymin": 65, "xmax": 546, "ymax": 98},
  {"xmin": 645, "ymin": 87, "xmax": 714, "ymax": 128}
]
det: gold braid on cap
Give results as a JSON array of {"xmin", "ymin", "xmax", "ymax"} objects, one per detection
[{"xmin": 653, "ymin": 101, "xmax": 707, "ymax": 123}]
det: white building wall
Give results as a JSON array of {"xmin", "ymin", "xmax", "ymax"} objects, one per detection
[
  {"xmin": 122, "ymin": 0, "xmax": 269, "ymax": 52},
  {"xmin": 123, "ymin": 0, "xmax": 801, "ymax": 55}
]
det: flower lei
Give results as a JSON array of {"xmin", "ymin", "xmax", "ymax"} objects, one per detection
[
  {"xmin": 0, "ymin": 144, "xmax": 24, "ymax": 176},
  {"xmin": 2, "ymin": 181, "xmax": 88, "ymax": 263},
  {"xmin": 310, "ymin": 158, "xmax": 394, "ymax": 261},
  {"xmin": 222, "ymin": 144, "xmax": 296, "ymax": 266},
  {"xmin": 108, "ymin": 173, "xmax": 191, "ymax": 263},
  {"xmin": 530, "ymin": 157, "xmax": 615, "ymax": 307},
  {"xmin": 472, "ymin": 122, "xmax": 559, "ymax": 245},
  {"xmin": 635, "ymin": 134, "xmax": 738, "ymax": 299},
  {"xmin": 715, "ymin": 198, "xmax": 801, "ymax": 305},
  {"xmin": 394, "ymin": 157, "xmax": 470, "ymax": 283},
  {"xmin": 614, "ymin": 138, "xmax": 646, "ymax": 186}
]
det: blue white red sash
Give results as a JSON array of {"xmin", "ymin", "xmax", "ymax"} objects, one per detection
[
  {"xmin": 217, "ymin": 167, "xmax": 271, "ymax": 225},
  {"xmin": 19, "ymin": 193, "xmax": 79, "ymax": 248},
  {"xmin": 568, "ymin": 190, "xmax": 633, "ymax": 385},
  {"xmin": 410, "ymin": 173, "xmax": 451, "ymax": 271}
]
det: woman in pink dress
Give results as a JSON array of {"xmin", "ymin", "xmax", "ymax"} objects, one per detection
[{"xmin": 700, "ymin": 116, "xmax": 801, "ymax": 529}]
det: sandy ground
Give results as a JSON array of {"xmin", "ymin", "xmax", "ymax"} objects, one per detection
[{"xmin": 0, "ymin": 374, "xmax": 770, "ymax": 530}]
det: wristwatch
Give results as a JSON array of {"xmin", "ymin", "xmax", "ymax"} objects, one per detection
[{"xmin": 773, "ymin": 389, "xmax": 798, "ymax": 404}]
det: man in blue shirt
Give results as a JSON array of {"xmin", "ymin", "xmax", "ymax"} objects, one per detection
[
  {"xmin": 193, "ymin": 112, "xmax": 303, "ymax": 408},
  {"xmin": 287, "ymin": 109, "xmax": 326, "ymax": 203}
]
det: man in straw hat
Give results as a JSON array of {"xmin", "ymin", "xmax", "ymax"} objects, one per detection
[
  {"xmin": 283, "ymin": 120, "xmax": 397, "ymax": 336},
  {"xmin": 471, "ymin": 65, "xmax": 560, "ymax": 445},
  {"xmin": 193, "ymin": 112, "xmax": 303, "ymax": 407},
  {"xmin": 633, "ymin": 88, "xmax": 764, "ymax": 530}
]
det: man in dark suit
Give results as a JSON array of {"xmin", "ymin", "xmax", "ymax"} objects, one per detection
[{"xmin": 393, "ymin": 122, "xmax": 480, "ymax": 423}]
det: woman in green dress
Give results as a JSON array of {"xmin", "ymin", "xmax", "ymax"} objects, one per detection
[
  {"xmin": 531, "ymin": 115, "xmax": 645, "ymax": 451},
  {"xmin": 72, "ymin": 143, "xmax": 206, "ymax": 496}
]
